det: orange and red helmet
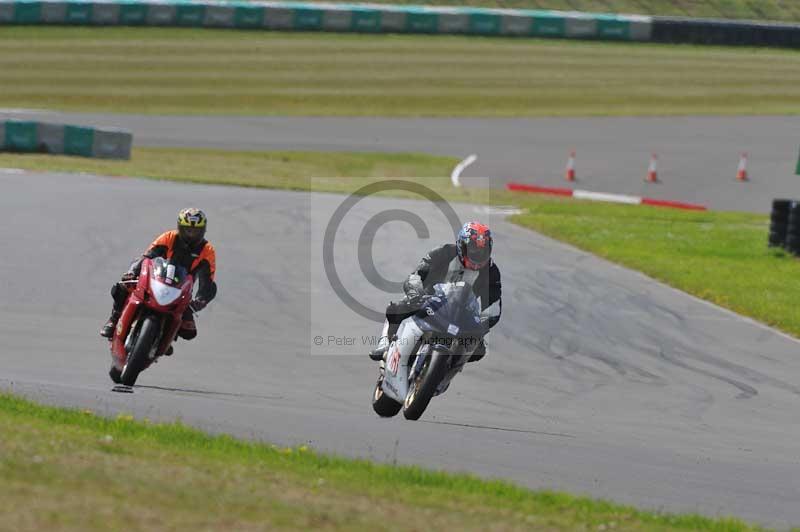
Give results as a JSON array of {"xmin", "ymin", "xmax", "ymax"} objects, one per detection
[{"xmin": 457, "ymin": 221, "xmax": 492, "ymax": 270}]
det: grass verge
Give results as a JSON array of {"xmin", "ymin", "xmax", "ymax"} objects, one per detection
[
  {"xmin": 3, "ymin": 147, "xmax": 798, "ymax": 338},
  {"xmin": 0, "ymin": 391, "xmax": 768, "ymax": 531},
  {"xmin": 0, "ymin": 147, "xmax": 460, "ymax": 192},
  {"xmin": 2, "ymin": 27, "xmax": 800, "ymax": 117},
  {"xmin": 509, "ymin": 199, "xmax": 800, "ymax": 336}
]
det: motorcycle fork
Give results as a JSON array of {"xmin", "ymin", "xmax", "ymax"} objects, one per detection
[
  {"xmin": 154, "ymin": 316, "xmax": 179, "ymax": 358},
  {"xmin": 408, "ymin": 338, "xmax": 429, "ymax": 382},
  {"xmin": 124, "ymin": 312, "xmax": 144, "ymax": 356}
]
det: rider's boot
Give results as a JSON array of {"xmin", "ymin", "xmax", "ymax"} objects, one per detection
[
  {"xmin": 100, "ymin": 310, "xmax": 121, "ymax": 339},
  {"xmin": 369, "ymin": 338, "xmax": 389, "ymax": 361},
  {"xmin": 369, "ymin": 320, "xmax": 395, "ymax": 361}
]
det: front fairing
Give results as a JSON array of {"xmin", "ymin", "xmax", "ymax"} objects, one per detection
[
  {"xmin": 413, "ymin": 282, "xmax": 483, "ymax": 339},
  {"xmin": 143, "ymin": 258, "xmax": 193, "ymax": 313}
]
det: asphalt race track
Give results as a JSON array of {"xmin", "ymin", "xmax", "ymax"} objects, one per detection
[
  {"xmin": 2, "ymin": 170, "xmax": 800, "ymax": 527},
  {"xmin": 3, "ymin": 110, "xmax": 800, "ymax": 213}
]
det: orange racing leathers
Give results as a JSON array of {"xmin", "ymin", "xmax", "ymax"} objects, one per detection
[{"xmin": 111, "ymin": 230, "xmax": 217, "ymax": 340}]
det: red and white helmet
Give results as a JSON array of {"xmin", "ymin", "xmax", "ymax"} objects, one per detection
[{"xmin": 456, "ymin": 221, "xmax": 492, "ymax": 270}]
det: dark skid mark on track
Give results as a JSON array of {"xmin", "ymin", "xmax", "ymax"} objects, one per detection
[
  {"xmin": 655, "ymin": 347, "xmax": 758, "ymax": 400},
  {"xmin": 134, "ymin": 385, "xmax": 283, "ymax": 401},
  {"xmin": 421, "ymin": 419, "xmax": 574, "ymax": 438}
]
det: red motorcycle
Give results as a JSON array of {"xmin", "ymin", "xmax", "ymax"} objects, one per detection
[{"xmin": 109, "ymin": 257, "xmax": 194, "ymax": 387}]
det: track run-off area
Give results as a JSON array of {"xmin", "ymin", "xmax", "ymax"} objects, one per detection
[
  {"xmin": 4, "ymin": 110, "xmax": 799, "ymax": 213},
  {"xmin": 2, "ymin": 169, "xmax": 800, "ymax": 527}
]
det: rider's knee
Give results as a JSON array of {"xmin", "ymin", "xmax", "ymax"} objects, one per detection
[
  {"xmin": 178, "ymin": 328, "xmax": 197, "ymax": 340},
  {"xmin": 468, "ymin": 342, "xmax": 486, "ymax": 363},
  {"xmin": 178, "ymin": 319, "xmax": 197, "ymax": 340},
  {"xmin": 110, "ymin": 283, "xmax": 128, "ymax": 306}
]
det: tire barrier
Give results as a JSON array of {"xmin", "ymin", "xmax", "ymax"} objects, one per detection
[
  {"xmin": 784, "ymin": 201, "xmax": 800, "ymax": 255},
  {"xmin": 0, "ymin": 120, "xmax": 132, "ymax": 159},
  {"xmin": 769, "ymin": 199, "xmax": 792, "ymax": 249},
  {"xmin": 0, "ymin": 0, "xmax": 654, "ymax": 41},
  {"xmin": 652, "ymin": 17, "xmax": 800, "ymax": 48}
]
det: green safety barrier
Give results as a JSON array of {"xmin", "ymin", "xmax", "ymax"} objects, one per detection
[
  {"xmin": 796, "ymin": 148, "xmax": 800, "ymax": 176},
  {"xmin": 351, "ymin": 8, "xmax": 379, "ymax": 32},
  {"xmin": 0, "ymin": 120, "xmax": 132, "ymax": 159},
  {"xmin": 64, "ymin": 125, "xmax": 95, "ymax": 157},
  {"xmin": 4, "ymin": 121, "xmax": 38, "ymax": 152},
  {"xmin": 0, "ymin": 0, "xmax": 653, "ymax": 42}
]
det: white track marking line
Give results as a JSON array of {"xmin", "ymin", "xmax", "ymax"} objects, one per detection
[
  {"xmin": 573, "ymin": 189, "xmax": 641, "ymax": 205},
  {"xmin": 450, "ymin": 154, "xmax": 477, "ymax": 187}
]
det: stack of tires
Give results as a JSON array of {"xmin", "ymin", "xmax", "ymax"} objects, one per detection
[
  {"xmin": 770, "ymin": 199, "xmax": 799, "ymax": 252},
  {"xmin": 786, "ymin": 201, "xmax": 800, "ymax": 255},
  {"xmin": 769, "ymin": 199, "xmax": 791, "ymax": 248}
]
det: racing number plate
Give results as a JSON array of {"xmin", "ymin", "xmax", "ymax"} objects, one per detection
[{"xmin": 387, "ymin": 346, "xmax": 401, "ymax": 374}]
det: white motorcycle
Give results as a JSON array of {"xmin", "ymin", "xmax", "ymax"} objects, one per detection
[{"xmin": 372, "ymin": 281, "xmax": 486, "ymax": 420}]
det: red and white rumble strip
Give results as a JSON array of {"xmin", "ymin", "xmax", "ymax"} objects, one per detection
[{"xmin": 506, "ymin": 183, "xmax": 707, "ymax": 212}]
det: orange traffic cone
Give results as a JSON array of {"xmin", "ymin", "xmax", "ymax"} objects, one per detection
[
  {"xmin": 736, "ymin": 152, "xmax": 749, "ymax": 182},
  {"xmin": 565, "ymin": 150, "xmax": 576, "ymax": 182},
  {"xmin": 645, "ymin": 153, "xmax": 658, "ymax": 183}
]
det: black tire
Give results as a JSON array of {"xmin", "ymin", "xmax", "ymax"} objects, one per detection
[
  {"xmin": 770, "ymin": 221, "xmax": 788, "ymax": 231},
  {"xmin": 769, "ymin": 232, "xmax": 787, "ymax": 247},
  {"xmin": 402, "ymin": 350, "xmax": 450, "ymax": 421},
  {"xmin": 109, "ymin": 366, "xmax": 122, "ymax": 384},
  {"xmin": 786, "ymin": 235, "xmax": 800, "ymax": 250},
  {"xmin": 120, "ymin": 316, "xmax": 159, "ymax": 387},
  {"xmin": 372, "ymin": 373, "xmax": 402, "ymax": 417}
]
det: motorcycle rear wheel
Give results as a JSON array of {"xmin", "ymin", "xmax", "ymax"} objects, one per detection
[
  {"xmin": 403, "ymin": 350, "xmax": 449, "ymax": 420},
  {"xmin": 120, "ymin": 316, "xmax": 159, "ymax": 386}
]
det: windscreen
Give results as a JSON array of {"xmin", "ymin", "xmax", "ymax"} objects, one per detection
[
  {"xmin": 151, "ymin": 257, "xmax": 188, "ymax": 286},
  {"xmin": 416, "ymin": 282, "xmax": 482, "ymax": 337},
  {"xmin": 432, "ymin": 282, "xmax": 480, "ymax": 317}
]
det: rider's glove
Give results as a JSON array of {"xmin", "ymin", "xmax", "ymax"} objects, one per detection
[
  {"xmin": 190, "ymin": 299, "xmax": 208, "ymax": 312},
  {"xmin": 120, "ymin": 271, "xmax": 137, "ymax": 282},
  {"xmin": 404, "ymin": 274, "xmax": 423, "ymax": 294},
  {"xmin": 405, "ymin": 289, "xmax": 423, "ymax": 302}
]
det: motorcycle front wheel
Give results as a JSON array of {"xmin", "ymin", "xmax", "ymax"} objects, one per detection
[
  {"xmin": 120, "ymin": 315, "xmax": 159, "ymax": 386},
  {"xmin": 109, "ymin": 366, "xmax": 122, "ymax": 384},
  {"xmin": 403, "ymin": 349, "xmax": 449, "ymax": 420},
  {"xmin": 372, "ymin": 370, "xmax": 403, "ymax": 417}
]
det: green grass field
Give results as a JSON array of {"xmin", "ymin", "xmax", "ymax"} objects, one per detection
[
  {"xmin": 323, "ymin": 0, "xmax": 800, "ymax": 22},
  {"xmin": 2, "ymin": 27, "xmax": 799, "ymax": 117},
  {"xmin": 0, "ymin": 392, "xmax": 769, "ymax": 531},
  {"xmin": 0, "ymin": 148, "xmax": 460, "ymax": 191},
  {"xmin": 509, "ymin": 198, "xmax": 800, "ymax": 335}
]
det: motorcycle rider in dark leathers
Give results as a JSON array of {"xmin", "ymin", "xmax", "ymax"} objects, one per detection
[{"xmin": 369, "ymin": 221, "xmax": 501, "ymax": 363}]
